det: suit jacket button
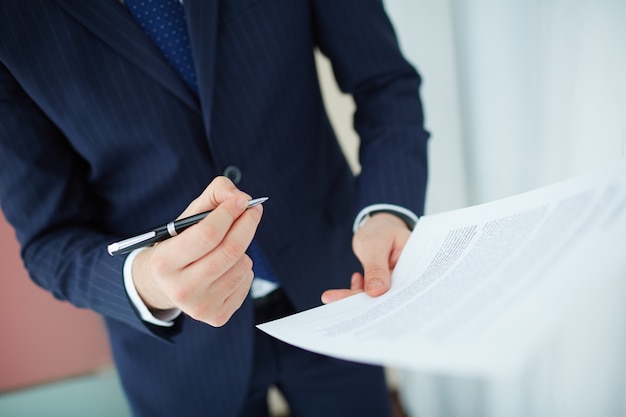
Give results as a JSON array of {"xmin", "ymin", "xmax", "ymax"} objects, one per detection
[{"xmin": 223, "ymin": 165, "xmax": 242, "ymax": 184}]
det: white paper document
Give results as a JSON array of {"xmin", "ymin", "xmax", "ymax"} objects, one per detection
[{"xmin": 258, "ymin": 163, "xmax": 626, "ymax": 377}]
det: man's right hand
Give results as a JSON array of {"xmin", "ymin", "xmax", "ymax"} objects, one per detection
[{"xmin": 131, "ymin": 176, "xmax": 264, "ymax": 327}]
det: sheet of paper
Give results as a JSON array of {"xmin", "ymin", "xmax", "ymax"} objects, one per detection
[{"xmin": 258, "ymin": 163, "xmax": 626, "ymax": 377}]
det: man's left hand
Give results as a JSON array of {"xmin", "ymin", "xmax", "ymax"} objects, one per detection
[{"xmin": 321, "ymin": 212, "xmax": 410, "ymax": 304}]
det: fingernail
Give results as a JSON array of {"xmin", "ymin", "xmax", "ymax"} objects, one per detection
[
  {"xmin": 236, "ymin": 197, "xmax": 247, "ymax": 209},
  {"xmin": 321, "ymin": 293, "xmax": 334, "ymax": 304},
  {"xmin": 366, "ymin": 279, "xmax": 384, "ymax": 291}
]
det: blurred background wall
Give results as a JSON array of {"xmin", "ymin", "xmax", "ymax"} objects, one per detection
[{"xmin": 0, "ymin": 210, "xmax": 112, "ymax": 392}]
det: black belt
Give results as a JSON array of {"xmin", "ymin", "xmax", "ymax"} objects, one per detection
[{"xmin": 253, "ymin": 288, "xmax": 295, "ymax": 324}]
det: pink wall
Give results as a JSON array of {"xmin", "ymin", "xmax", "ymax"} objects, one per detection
[{"xmin": 0, "ymin": 211, "xmax": 112, "ymax": 392}]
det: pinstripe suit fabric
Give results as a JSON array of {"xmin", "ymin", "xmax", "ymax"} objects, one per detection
[{"xmin": 0, "ymin": 0, "xmax": 428, "ymax": 415}]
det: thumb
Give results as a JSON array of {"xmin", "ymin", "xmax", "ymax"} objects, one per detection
[
  {"xmin": 353, "ymin": 212, "xmax": 408, "ymax": 298},
  {"xmin": 361, "ymin": 256, "xmax": 392, "ymax": 297},
  {"xmin": 180, "ymin": 177, "xmax": 250, "ymax": 219}
]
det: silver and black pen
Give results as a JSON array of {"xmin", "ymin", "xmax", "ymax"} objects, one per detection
[{"xmin": 107, "ymin": 197, "xmax": 268, "ymax": 256}]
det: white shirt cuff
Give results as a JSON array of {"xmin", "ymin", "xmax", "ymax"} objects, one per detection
[
  {"xmin": 250, "ymin": 278, "xmax": 280, "ymax": 299},
  {"xmin": 353, "ymin": 204, "xmax": 419, "ymax": 233},
  {"xmin": 123, "ymin": 248, "xmax": 181, "ymax": 327}
]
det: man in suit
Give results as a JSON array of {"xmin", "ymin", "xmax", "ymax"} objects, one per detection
[{"xmin": 0, "ymin": 0, "xmax": 429, "ymax": 415}]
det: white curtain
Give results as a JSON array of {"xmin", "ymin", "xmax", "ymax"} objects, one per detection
[
  {"xmin": 384, "ymin": 0, "xmax": 626, "ymax": 416},
  {"xmin": 452, "ymin": 0, "xmax": 626, "ymax": 205}
]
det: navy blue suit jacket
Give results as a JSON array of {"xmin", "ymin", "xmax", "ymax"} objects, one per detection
[{"xmin": 0, "ymin": 0, "xmax": 428, "ymax": 415}]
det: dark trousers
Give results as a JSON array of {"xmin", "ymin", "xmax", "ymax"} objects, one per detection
[{"xmin": 239, "ymin": 289, "xmax": 393, "ymax": 417}]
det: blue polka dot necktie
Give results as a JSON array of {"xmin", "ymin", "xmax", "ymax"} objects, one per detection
[
  {"xmin": 126, "ymin": 0, "xmax": 198, "ymax": 95},
  {"xmin": 127, "ymin": 0, "xmax": 279, "ymax": 286}
]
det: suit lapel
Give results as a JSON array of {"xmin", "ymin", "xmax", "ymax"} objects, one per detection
[
  {"xmin": 185, "ymin": 0, "xmax": 219, "ymax": 138},
  {"xmin": 52, "ymin": 0, "xmax": 199, "ymax": 111}
]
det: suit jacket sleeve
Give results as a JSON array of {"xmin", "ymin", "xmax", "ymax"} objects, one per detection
[
  {"xmin": 0, "ymin": 61, "xmax": 157, "ymax": 336},
  {"xmin": 312, "ymin": 0, "xmax": 430, "ymax": 217}
]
